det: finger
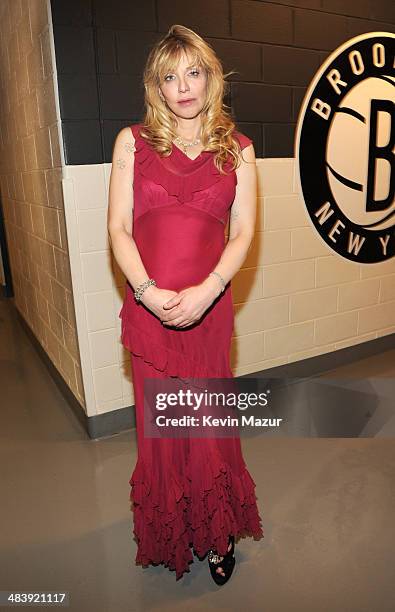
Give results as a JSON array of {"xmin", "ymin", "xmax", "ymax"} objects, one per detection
[
  {"xmin": 177, "ymin": 320, "xmax": 192, "ymax": 328},
  {"xmin": 163, "ymin": 308, "xmax": 183, "ymax": 322},
  {"xmin": 163, "ymin": 317, "xmax": 185, "ymax": 327},
  {"xmin": 163, "ymin": 296, "xmax": 182, "ymax": 309},
  {"xmin": 176, "ymin": 318, "xmax": 193, "ymax": 327}
]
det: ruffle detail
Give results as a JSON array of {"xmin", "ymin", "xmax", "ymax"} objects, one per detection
[
  {"xmin": 120, "ymin": 320, "xmax": 232, "ymax": 382},
  {"xmin": 130, "ymin": 460, "xmax": 194, "ymax": 579},
  {"xmin": 133, "ymin": 126, "xmax": 236, "ymax": 204},
  {"xmin": 130, "ymin": 450, "xmax": 264, "ymax": 580},
  {"xmin": 185, "ymin": 448, "xmax": 264, "ymax": 562}
]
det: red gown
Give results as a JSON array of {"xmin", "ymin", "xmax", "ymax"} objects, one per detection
[{"xmin": 119, "ymin": 123, "xmax": 264, "ymax": 579}]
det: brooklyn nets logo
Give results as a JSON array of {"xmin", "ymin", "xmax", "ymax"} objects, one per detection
[{"xmin": 295, "ymin": 32, "xmax": 394, "ymax": 263}]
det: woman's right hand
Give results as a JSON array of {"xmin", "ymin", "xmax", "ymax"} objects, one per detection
[{"xmin": 140, "ymin": 286, "xmax": 180, "ymax": 321}]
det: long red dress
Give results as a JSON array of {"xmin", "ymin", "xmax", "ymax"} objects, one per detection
[{"xmin": 119, "ymin": 122, "xmax": 264, "ymax": 579}]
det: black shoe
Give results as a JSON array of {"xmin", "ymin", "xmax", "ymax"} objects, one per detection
[{"xmin": 207, "ymin": 535, "xmax": 235, "ymax": 585}]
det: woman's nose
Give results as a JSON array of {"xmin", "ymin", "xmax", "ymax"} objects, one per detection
[{"xmin": 178, "ymin": 79, "xmax": 189, "ymax": 93}]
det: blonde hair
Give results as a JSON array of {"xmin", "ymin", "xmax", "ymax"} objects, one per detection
[{"xmin": 140, "ymin": 24, "xmax": 246, "ymax": 174}]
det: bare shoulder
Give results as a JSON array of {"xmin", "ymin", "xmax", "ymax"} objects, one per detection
[
  {"xmin": 111, "ymin": 125, "xmax": 137, "ymax": 171},
  {"xmin": 113, "ymin": 125, "xmax": 136, "ymax": 150},
  {"xmin": 108, "ymin": 127, "xmax": 136, "ymax": 234}
]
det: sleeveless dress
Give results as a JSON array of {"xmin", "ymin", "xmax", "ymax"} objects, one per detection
[{"xmin": 119, "ymin": 123, "xmax": 264, "ymax": 580}]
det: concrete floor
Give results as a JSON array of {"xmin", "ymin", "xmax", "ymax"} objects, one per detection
[{"xmin": 1, "ymin": 297, "xmax": 395, "ymax": 612}]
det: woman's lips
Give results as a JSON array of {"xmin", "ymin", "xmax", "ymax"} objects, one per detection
[{"xmin": 177, "ymin": 99, "xmax": 195, "ymax": 105}]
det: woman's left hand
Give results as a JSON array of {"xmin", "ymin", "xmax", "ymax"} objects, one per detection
[{"xmin": 161, "ymin": 278, "xmax": 221, "ymax": 328}]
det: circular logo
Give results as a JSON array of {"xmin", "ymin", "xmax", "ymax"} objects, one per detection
[{"xmin": 295, "ymin": 32, "xmax": 395, "ymax": 263}]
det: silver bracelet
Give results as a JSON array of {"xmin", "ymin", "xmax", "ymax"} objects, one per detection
[
  {"xmin": 209, "ymin": 271, "xmax": 226, "ymax": 293},
  {"xmin": 134, "ymin": 278, "xmax": 156, "ymax": 302}
]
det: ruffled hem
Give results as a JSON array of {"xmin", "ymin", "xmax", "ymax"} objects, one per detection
[
  {"xmin": 132, "ymin": 125, "xmax": 236, "ymax": 204},
  {"xmin": 130, "ymin": 461, "xmax": 194, "ymax": 579},
  {"xmin": 121, "ymin": 320, "xmax": 232, "ymax": 383},
  {"xmin": 185, "ymin": 449, "xmax": 264, "ymax": 562},
  {"xmin": 130, "ymin": 452, "xmax": 264, "ymax": 580}
]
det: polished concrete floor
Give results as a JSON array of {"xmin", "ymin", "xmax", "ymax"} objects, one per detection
[{"xmin": 1, "ymin": 296, "xmax": 395, "ymax": 612}]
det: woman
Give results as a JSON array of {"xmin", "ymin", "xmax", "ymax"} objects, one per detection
[{"xmin": 108, "ymin": 24, "xmax": 263, "ymax": 585}]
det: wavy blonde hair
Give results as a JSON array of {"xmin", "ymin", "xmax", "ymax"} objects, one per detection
[{"xmin": 140, "ymin": 24, "xmax": 247, "ymax": 174}]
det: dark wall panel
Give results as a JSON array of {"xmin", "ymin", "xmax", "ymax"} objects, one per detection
[
  {"xmin": 231, "ymin": 1, "xmax": 293, "ymax": 44},
  {"xmin": 157, "ymin": 0, "xmax": 231, "ymax": 38},
  {"xmin": 50, "ymin": 0, "xmax": 395, "ymax": 164}
]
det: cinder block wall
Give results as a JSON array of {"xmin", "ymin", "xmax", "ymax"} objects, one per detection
[
  {"xmin": 0, "ymin": 0, "xmax": 85, "ymax": 407},
  {"xmin": 231, "ymin": 159, "xmax": 395, "ymax": 375}
]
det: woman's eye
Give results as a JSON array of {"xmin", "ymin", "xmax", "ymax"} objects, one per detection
[{"xmin": 164, "ymin": 70, "xmax": 200, "ymax": 81}]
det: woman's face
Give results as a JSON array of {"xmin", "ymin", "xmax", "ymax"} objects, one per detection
[{"xmin": 159, "ymin": 51, "xmax": 207, "ymax": 119}]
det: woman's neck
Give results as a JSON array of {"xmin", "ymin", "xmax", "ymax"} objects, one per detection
[{"xmin": 174, "ymin": 118, "xmax": 202, "ymax": 142}]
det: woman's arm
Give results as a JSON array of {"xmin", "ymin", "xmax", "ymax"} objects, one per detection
[
  {"xmin": 201, "ymin": 142, "xmax": 257, "ymax": 296},
  {"xmin": 107, "ymin": 127, "xmax": 151, "ymax": 290},
  {"xmin": 107, "ymin": 127, "xmax": 177, "ymax": 311}
]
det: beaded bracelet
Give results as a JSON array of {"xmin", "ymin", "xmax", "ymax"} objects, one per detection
[
  {"xmin": 134, "ymin": 278, "xmax": 156, "ymax": 303},
  {"xmin": 210, "ymin": 271, "xmax": 226, "ymax": 293}
]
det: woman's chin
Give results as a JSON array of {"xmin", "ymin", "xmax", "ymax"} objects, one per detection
[{"xmin": 171, "ymin": 104, "xmax": 204, "ymax": 119}]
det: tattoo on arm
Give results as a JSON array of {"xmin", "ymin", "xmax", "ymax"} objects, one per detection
[
  {"xmin": 230, "ymin": 206, "xmax": 240, "ymax": 219},
  {"xmin": 115, "ymin": 142, "xmax": 135, "ymax": 169}
]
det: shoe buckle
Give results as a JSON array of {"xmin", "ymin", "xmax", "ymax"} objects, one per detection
[{"xmin": 208, "ymin": 550, "xmax": 222, "ymax": 564}]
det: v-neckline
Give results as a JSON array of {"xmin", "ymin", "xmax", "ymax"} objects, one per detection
[{"xmin": 172, "ymin": 142, "xmax": 206, "ymax": 162}]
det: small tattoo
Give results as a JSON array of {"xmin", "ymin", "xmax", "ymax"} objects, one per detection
[
  {"xmin": 230, "ymin": 207, "xmax": 240, "ymax": 219},
  {"xmin": 125, "ymin": 142, "xmax": 136, "ymax": 153},
  {"xmin": 116, "ymin": 158, "xmax": 126, "ymax": 169}
]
